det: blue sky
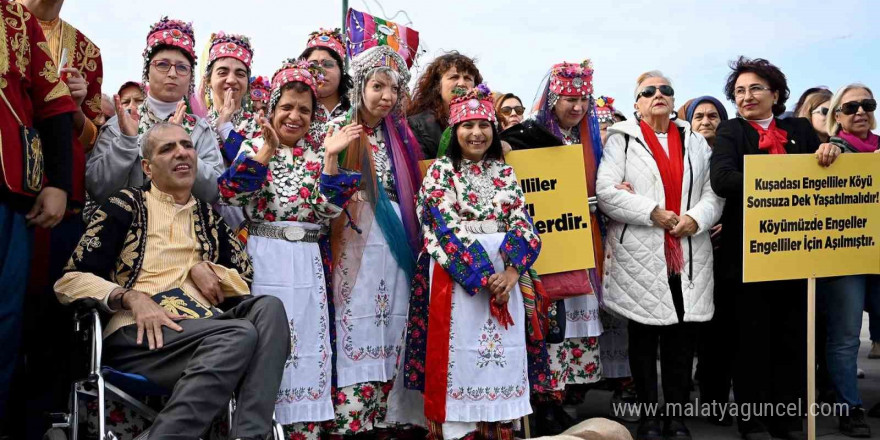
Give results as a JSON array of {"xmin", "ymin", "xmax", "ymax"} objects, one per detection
[{"xmin": 65, "ymin": 0, "xmax": 879, "ymax": 118}]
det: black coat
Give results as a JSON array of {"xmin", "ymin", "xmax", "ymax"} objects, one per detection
[
  {"xmin": 499, "ymin": 119, "xmax": 563, "ymax": 150},
  {"xmin": 407, "ymin": 111, "xmax": 445, "ymax": 159},
  {"xmin": 709, "ymin": 117, "xmax": 820, "ymax": 281}
]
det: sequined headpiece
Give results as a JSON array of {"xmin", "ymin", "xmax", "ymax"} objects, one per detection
[
  {"xmin": 549, "ymin": 60, "xmax": 594, "ymax": 98},
  {"xmin": 207, "ymin": 32, "xmax": 253, "ymax": 69},
  {"xmin": 268, "ymin": 59, "xmax": 325, "ymax": 112},
  {"xmin": 349, "ymin": 45, "xmax": 411, "ymax": 113},
  {"xmin": 595, "ymin": 96, "xmax": 617, "ymax": 124},
  {"xmin": 249, "ymin": 75, "xmax": 271, "ymax": 105},
  {"xmin": 448, "ymin": 84, "xmax": 496, "ymax": 126},
  {"xmin": 143, "ymin": 17, "xmax": 196, "ymax": 94},
  {"xmin": 306, "ymin": 28, "xmax": 346, "ymax": 61}
]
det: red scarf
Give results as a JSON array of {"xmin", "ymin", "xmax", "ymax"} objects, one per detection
[
  {"xmin": 747, "ymin": 119, "xmax": 788, "ymax": 154},
  {"xmin": 639, "ymin": 120, "xmax": 685, "ymax": 275}
]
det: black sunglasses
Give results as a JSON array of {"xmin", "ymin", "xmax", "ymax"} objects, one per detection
[
  {"xmin": 638, "ymin": 85, "xmax": 674, "ymax": 99},
  {"xmin": 500, "ymin": 106, "xmax": 525, "ymax": 116},
  {"xmin": 838, "ymin": 98, "xmax": 877, "ymax": 115}
]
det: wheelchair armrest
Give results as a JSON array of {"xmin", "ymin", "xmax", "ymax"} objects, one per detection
[{"xmin": 70, "ymin": 298, "xmax": 105, "ymax": 322}]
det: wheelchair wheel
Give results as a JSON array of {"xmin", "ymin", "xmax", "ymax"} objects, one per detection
[{"xmin": 42, "ymin": 427, "xmax": 68, "ymax": 440}]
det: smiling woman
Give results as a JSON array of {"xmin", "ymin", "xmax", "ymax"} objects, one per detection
[
  {"xmin": 86, "ymin": 17, "xmax": 225, "ymax": 206},
  {"xmin": 710, "ymin": 56, "xmax": 843, "ymax": 440},
  {"xmin": 218, "ymin": 58, "xmax": 363, "ymax": 430}
]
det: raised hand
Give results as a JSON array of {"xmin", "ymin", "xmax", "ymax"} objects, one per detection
[
  {"xmin": 217, "ymin": 89, "xmax": 237, "ymax": 126},
  {"xmin": 169, "ymin": 101, "xmax": 187, "ymax": 126},
  {"xmin": 324, "ymin": 123, "xmax": 363, "ymax": 157},
  {"xmin": 114, "ymin": 94, "xmax": 140, "ymax": 137},
  {"xmin": 253, "ymin": 116, "xmax": 280, "ymax": 165},
  {"xmin": 61, "ymin": 67, "xmax": 87, "ymax": 106}
]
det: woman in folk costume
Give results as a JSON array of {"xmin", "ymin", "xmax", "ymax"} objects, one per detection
[
  {"xmin": 250, "ymin": 75, "xmax": 272, "ymax": 114},
  {"xmin": 197, "ymin": 31, "xmax": 260, "ymax": 229},
  {"xmin": 197, "ymin": 32, "xmax": 259, "ymax": 166},
  {"xmin": 324, "ymin": 44, "xmax": 425, "ymax": 437},
  {"xmin": 500, "ymin": 60, "xmax": 604, "ymax": 433},
  {"xmin": 87, "ymin": 17, "xmax": 225, "ymax": 205},
  {"xmin": 404, "ymin": 85, "xmax": 544, "ymax": 440},
  {"xmin": 217, "ymin": 59, "xmax": 362, "ymax": 436},
  {"xmin": 302, "ymin": 28, "xmax": 353, "ymax": 125}
]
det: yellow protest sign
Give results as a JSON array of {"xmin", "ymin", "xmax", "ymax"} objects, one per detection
[
  {"xmin": 743, "ymin": 154, "xmax": 880, "ymax": 282},
  {"xmin": 506, "ymin": 145, "xmax": 596, "ymax": 274},
  {"xmin": 421, "ymin": 145, "xmax": 596, "ymax": 275}
]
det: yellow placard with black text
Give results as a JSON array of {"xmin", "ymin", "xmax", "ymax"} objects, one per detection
[
  {"xmin": 743, "ymin": 154, "xmax": 880, "ymax": 282},
  {"xmin": 420, "ymin": 144, "xmax": 596, "ymax": 275}
]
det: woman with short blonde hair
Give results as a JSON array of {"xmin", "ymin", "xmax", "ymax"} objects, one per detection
[{"xmin": 818, "ymin": 82, "xmax": 878, "ymax": 437}]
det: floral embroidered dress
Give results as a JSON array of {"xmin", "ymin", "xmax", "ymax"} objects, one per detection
[
  {"xmin": 218, "ymin": 128, "xmax": 360, "ymax": 426},
  {"xmin": 208, "ymin": 108, "xmax": 261, "ymax": 229},
  {"xmin": 408, "ymin": 156, "xmax": 541, "ymax": 432},
  {"xmin": 325, "ymin": 105, "xmax": 427, "ymax": 434},
  {"xmin": 549, "ymin": 128, "xmax": 602, "ymax": 388}
]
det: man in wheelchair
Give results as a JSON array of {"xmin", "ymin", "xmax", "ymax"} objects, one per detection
[{"xmin": 54, "ymin": 122, "xmax": 289, "ymax": 439}]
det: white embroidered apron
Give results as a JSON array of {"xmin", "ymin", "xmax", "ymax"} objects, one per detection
[
  {"xmin": 334, "ymin": 202, "xmax": 410, "ymax": 388},
  {"xmin": 431, "ymin": 232, "xmax": 531, "ymax": 426},
  {"xmin": 248, "ymin": 221, "xmax": 333, "ymax": 424},
  {"xmin": 563, "ymin": 293, "xmax": 603, "ymax": 338}
]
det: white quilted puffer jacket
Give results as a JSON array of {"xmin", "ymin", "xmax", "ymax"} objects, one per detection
[{"xmin": 596, "ymin": 118, "xmax": 724, "ymax": 326}]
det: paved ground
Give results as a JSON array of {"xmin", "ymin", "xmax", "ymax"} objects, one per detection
[{"xmin": 562, "ymin": 313, "xmax": 880, "ymax": 439}]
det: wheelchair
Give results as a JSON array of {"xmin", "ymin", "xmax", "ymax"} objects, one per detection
[{"xmin": 44, "ymin": 298, "xmax": 284, "ymax": 440}]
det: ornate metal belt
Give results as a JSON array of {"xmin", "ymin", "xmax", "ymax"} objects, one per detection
[
  {"xmin": 247, "ymin": 222, "xmax": 327, "ymax": 243},
  {"xmin": 460, "ymin": 220, "xmax": 508, "ymax": 234}
]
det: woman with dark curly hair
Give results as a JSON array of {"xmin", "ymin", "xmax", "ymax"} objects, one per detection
[
  {"xmin": 710, "ymin": 57, "xmax": 840, "ymax": 440},
  {"xmin": 406, "ymin": 51, "xmax": 483, "ymax": 158},
  {"xmin": 300, "ymin": 28, "xmax": 353, "ymax": 125}
]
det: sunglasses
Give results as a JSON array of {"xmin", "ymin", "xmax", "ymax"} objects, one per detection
[
  {"xmin": 309, "ymin": 59, "xmax": 337, "ymax": 69},
  {"xmin": 500, "ymin": 106, "xmax": 525, "ymax": 116},
  {"xmin": 837, "ymin": 98, "xmax": 877, "ymax": 116},
  {"xmin": 812, "ymin": 107, "xmax": 829, "ymax": 116},
  {"xmin": 638, "ymin": 85, "xmax": 674, "ymax": 99}
]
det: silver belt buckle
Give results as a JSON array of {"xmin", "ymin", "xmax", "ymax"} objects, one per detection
[
  {"xmin": 482, "ymin": 221, "xmax": 499, "ymax": 234},
  {"xmin": 283, "ymin": 226, "xmax": 306, "ymax": 241}
]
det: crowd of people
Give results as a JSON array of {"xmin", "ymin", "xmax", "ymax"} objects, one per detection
[{"xmin": 1, "ymin": 1, "xmax": 879, "ymax": 440}]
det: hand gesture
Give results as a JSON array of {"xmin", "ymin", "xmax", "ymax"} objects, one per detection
[
  {"xmin": 124, "ymin": 290, "xmax": 186, "ymax": 350},
  {"xmin": 650, "ymin": 207, "xmax": 680, "ymax": 230},
  {"xmin": 615, "ymin": 182, "xmax": 635, "ymax": 194},
  {"xmin": 216, "ymin": 89, "xmax": 237, "ymax": 126},
  {"xmin": 815, "ymin": 143, "xmax": 841, "ymax": 167},
  {"xmin": 324, "ymin": 123, "xmax": 363, "ymax": 157},
  {"xmin": 61, "ymin": 67, "xmax": 87, "ymax": 106},
  {"xmin": 169, "ymin": 101, "xmax": 187, "ymax": 126},
  {"xmin": 26, "ymin": 186, "xmax": 67, "ymax": 228},
  {"xmin": 487, "ymin": 266, "xmax": 518, "ymax": 306},
  {"xmin": 190, "ymin": 261, "xmax": 224, "ymax": 306},
  {"xmin": 670, "ymin": 214, "xmax": 698, "ymax": 238},
  {"xmin": 254, "ymin": 116, "xmax": 279, "ymax": 165},
  {"xmin": 114, "ymin": 94, "xmax": 140, "ymax": 137}
]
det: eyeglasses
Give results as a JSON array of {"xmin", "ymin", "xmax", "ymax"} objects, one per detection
[
  {"xmin": 733, "ymin": 84, "xmax": 771, "ymax": 98},
  {"xmin": 811, "ymin": 107, "xmax": 829, "ymax": 117},
  {"xmin": 150, "ymin": 60, "xmax": 192, "ymax": 76},
  {"xmin": 499, "ymin": 106, "xmax": 525, "ymax": 116},
  {"xmin": 837, "ymin": 98, "xmax": 877, "ymax": 115},
  {"xmin": 309, "ymin": 59, "xmax": 337, "ymax": 69},
  {"xmin": 638, "ymin": 85, "xmax": 674, "ymax": 99}
]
